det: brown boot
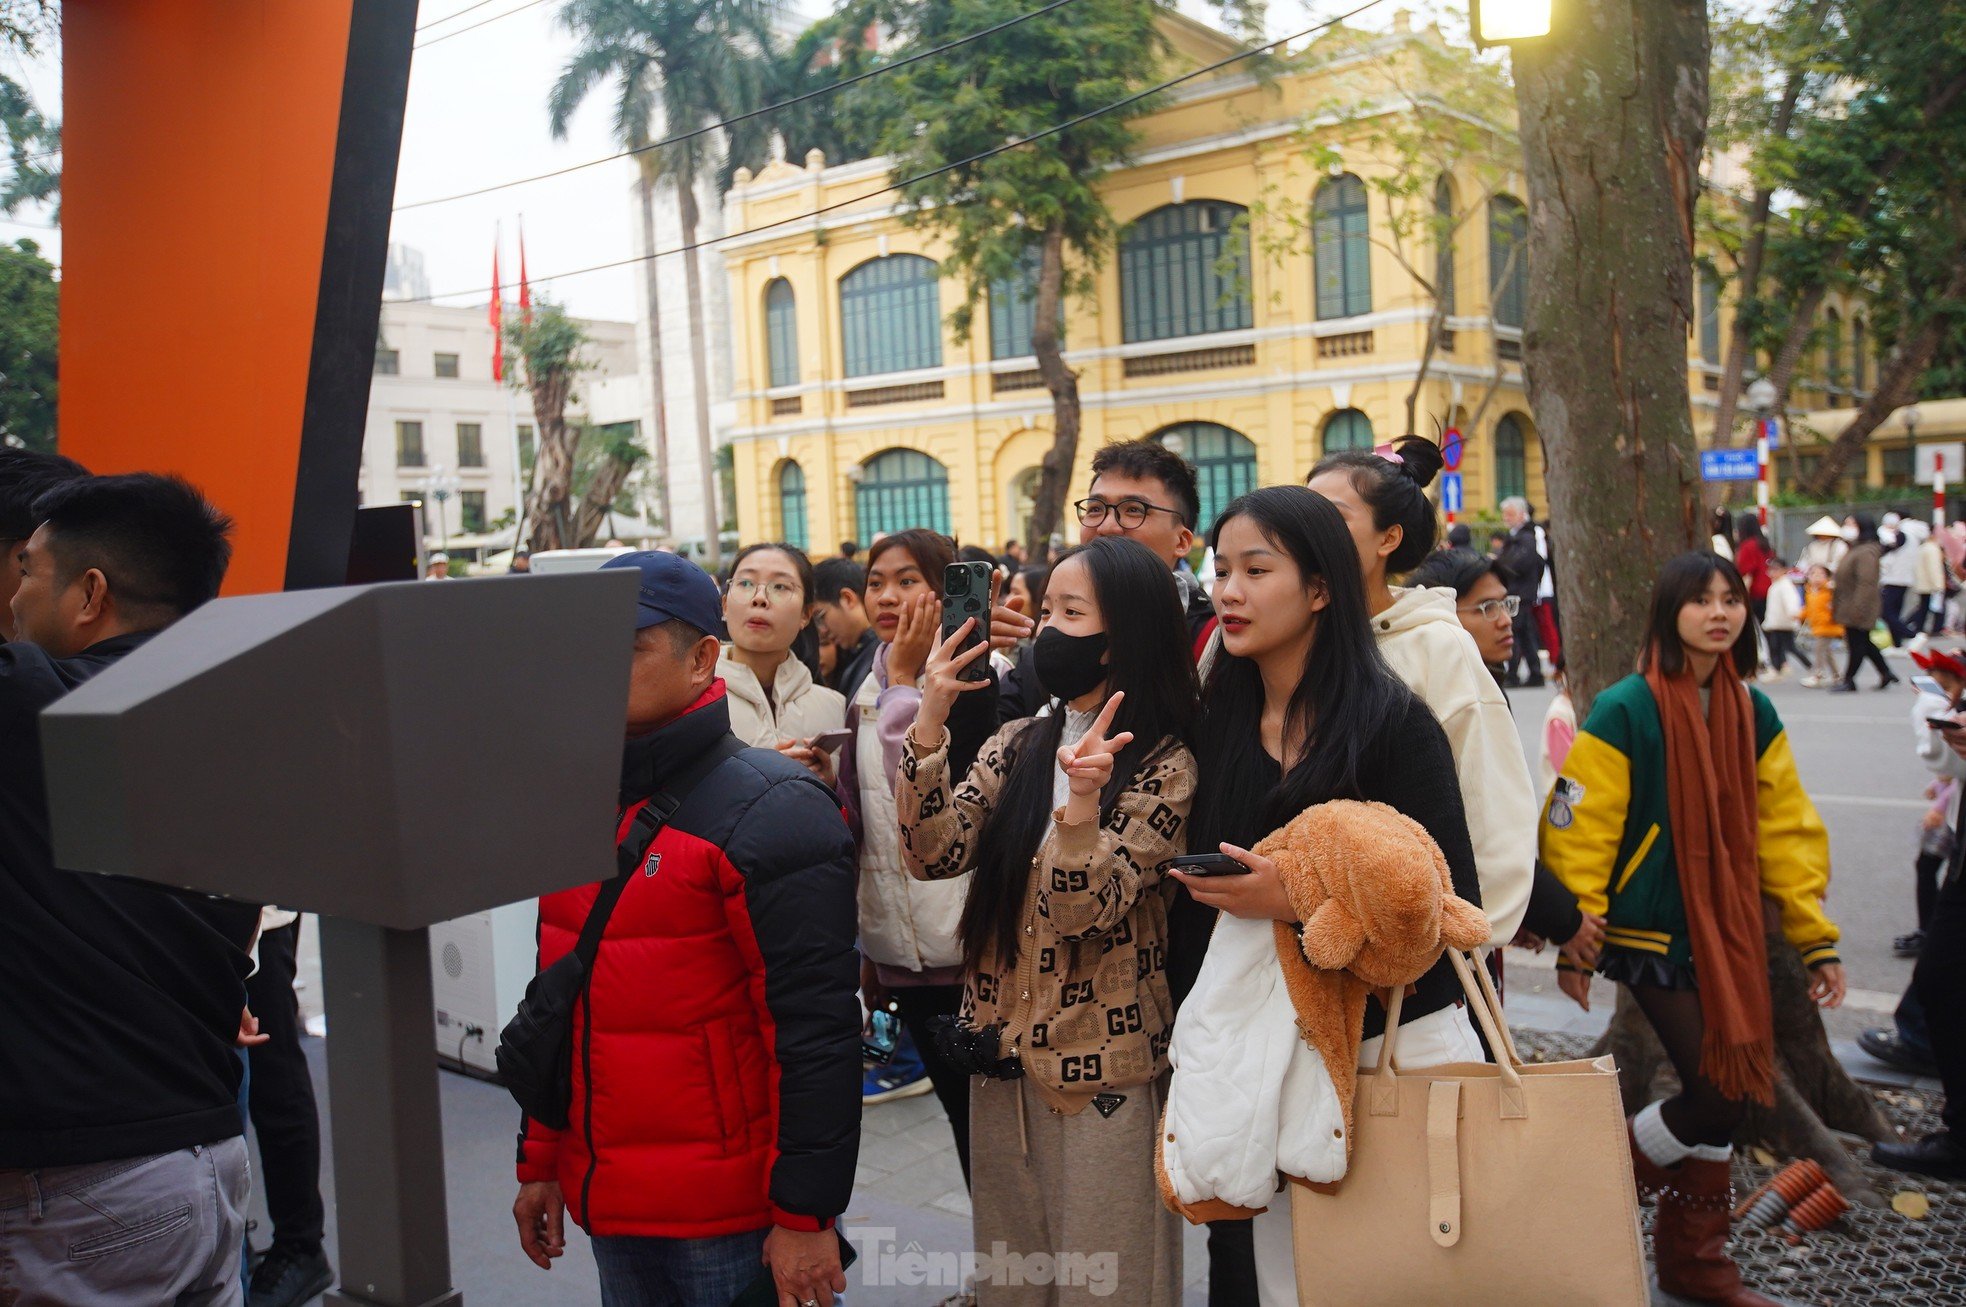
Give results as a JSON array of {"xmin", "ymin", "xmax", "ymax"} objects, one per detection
[
  {"xmin": 1654, "ymin": 1156, "xmax": 1780, "ymax": 1305},
  {"xmin": 1628, "ymin": 1116, "xmax": 1674, "ymax": 1198}
]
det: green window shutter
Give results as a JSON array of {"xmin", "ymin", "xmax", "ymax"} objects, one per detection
[
  {"xmin": 1321, "ymin": 409, "xmax": 1374, "ymax": 456},
  {"xmin": 1490, "ymin": 196, "xmax": 1528, "ymax": 330},
  {"xmin": 1314, "ymin": 175, "xmax": 1371, "ymax": 320},
  {"xmin": 1119, "ymin": 203, "xmax": 1252, "ymax": 344},
  {"xmin": 1435, "ymin": 175, "xmax": 1457, "ymax": 316},
  {"xmin": 777, "ymin": 461, "xmax": 808, "ymax": 549},
  {"xmin": 766, "ymin": 279, "xmax": 799, "ymax": 388},
  {"xmin": 1157, "ymin": 422, "xmax": 1255, "ymax": 532},
  {"xmin": 854, "ymin": 449, "xmax": 951, "ymax": 536},
  {"xmin": 1494, "ymin": 414, "xmax": 1528, "ymax": 506},
  {"xmin": 841, "ymin": 256, "xmax": 942, "ymax": 378}
]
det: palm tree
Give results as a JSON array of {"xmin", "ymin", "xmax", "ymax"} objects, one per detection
[{"xmin": 551, "ymin": 0, "xmax": 778, "ymax": 569}]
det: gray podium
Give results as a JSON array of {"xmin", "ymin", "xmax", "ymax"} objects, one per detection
[{"xmin": 41, "ymin": 570, "xmax": 638, "ymax": 1307}]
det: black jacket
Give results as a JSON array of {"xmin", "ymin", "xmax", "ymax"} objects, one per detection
[
  {"xmin": 830, "ymin": 627, "xmax": 880, "ymax": 709},
  {"xmin": 1499, "ymin": 525, "xmax": 1546, "ymax": 601},
  {"xmin": 0, "ymin": 633, "xmax": 253, "ymax": 1167}
]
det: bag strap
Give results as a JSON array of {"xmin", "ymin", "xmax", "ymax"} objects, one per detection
[
  {"xmin": 1363, "ymin": 950, "xmax": 1526, "ymax": 1120},
  {"xmin": 573, "ymin": 733, "xmax": 748, "ymax": 975}
]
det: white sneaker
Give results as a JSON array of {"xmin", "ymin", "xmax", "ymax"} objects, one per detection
[{"xmin": 1800, "ymin": 675, "xmax": 1823, "ymax": 688}]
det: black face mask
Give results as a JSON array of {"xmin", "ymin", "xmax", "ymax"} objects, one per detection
[{"xmin": 1032, "ymin": 627, "xmax": 1110, "ymax": 702}]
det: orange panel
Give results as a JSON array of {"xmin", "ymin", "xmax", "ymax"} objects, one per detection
[{"xmin": 61, "ymin": 1, "xmax": 356, "ymax": 595}]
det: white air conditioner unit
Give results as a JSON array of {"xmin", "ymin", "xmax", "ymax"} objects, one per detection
[{"xmin": 430, "ymin": 900, "xmax": 538, "ymax": 1078}]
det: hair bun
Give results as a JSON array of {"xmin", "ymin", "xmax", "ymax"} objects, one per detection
[{"xmin": 1391, "ymin": 436, "xmax": 1443, "ymax": 489}]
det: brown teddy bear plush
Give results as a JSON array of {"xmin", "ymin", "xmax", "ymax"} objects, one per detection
[{"xmin": 1258, "ymin": 798, "xmax": 1489, "ymax": 1161}]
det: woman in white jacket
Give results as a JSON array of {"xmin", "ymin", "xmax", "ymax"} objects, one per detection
[
  {"xmin": 716, "ymin": 544, "xmax": 845, "ymax": 773},
  {"xmin": 1305, "ymin": 437, "xmax": 1536, "ymax": 948}
]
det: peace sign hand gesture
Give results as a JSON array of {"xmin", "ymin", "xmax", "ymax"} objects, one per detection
[{"xmin": 1058, "ymin": 692, "xmax": 1134, "ymax": 817}]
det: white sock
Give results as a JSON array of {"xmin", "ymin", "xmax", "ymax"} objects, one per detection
[
  {"xmin": 1633, "ymin": 1101, "xmax": 1694, "ymax": 1168},
  {"xmin": 1688, "ymin": 1141, "xmax": 1732, "ymax": 1162}
]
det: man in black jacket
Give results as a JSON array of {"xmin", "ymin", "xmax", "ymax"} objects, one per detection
[
  {"xmin": 813, "ymin": 556, "xmax": 879, "ymax": 705},
  {"xmin": 0, "ymin": 473, "xmax": 255, "ymax": 1305},
  {"xmin": 0, "ymin": 445, "xmax": 86, "ymax": 642},
  {"xmin": 1498, "ymin": 496, "xmax": 1547, "ymax": 688}
]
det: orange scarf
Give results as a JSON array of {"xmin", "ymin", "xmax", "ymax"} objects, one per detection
[{"xmin": 1644, "ymin": 647, "xmax": 1776, "ymax": 1106}]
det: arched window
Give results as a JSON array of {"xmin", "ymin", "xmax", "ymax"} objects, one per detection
[
  {"xmin": 1434, "ymin": 174, "xmax": 1456, "ymax": 316},
  {"xmin": 1156, "ymin": 422, "xmax": 1255, "ymax": 532},
  {"xmin": 840, "ymin": 255, "xmax": 942, "ymax": 378},
  {"xmin": 1851, "ymin": 316, "xmax": 1868, "ymax": 394},
  {"xmin": 1489, "ymin": 195, "xmax": 1529, "ymax": 330},
  {"xmin": 1321, "ymin": 408, "xmax": 1374, "ymax": 456},
  {"xmin": 1314, "ymin": 174, "xmax": 1372, "ymax": 319},
  {"xmin": 1824, "ymin": 307, "xmax": 1844, "ymax": 400},
  {"xmin": 1698, "ymin": 268, "xmax": 1721, "ymax": 365},
  {"xmin": 777, "ymin": 460, "xmax": 808, "ymax": 550},
  {"xmin": 764, "ymin": 279, "xmax": 799, "ymax": 389},
  {"xmin": 1118, "ymin": 202, "xmax": 1252, "ymax": 344},
  {"xmin": 1494, "ymin": 414, "xmax": 1529, "ymax": 506},
  {"xmin": 855, "ymin": 448, "xmax": 951, "ymax": 536}
]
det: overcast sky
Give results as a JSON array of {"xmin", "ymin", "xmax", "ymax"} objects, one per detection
[{"xmin": 1, "ymin": 0, "xmax": 1400, "ymax": 323}]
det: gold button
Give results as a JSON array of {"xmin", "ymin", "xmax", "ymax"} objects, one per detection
[{"xmin": 1021, "ymin": 990, "xmax": 1030, "ymax": 1000}]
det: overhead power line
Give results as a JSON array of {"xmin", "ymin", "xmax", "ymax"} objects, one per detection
[
  {"xmin": 416, "ymin": 0, "xmax": 507, "ymax": 33},
  {"xmin": 409, "ymin": 0, "xmax": 1390, "ymax": 305},
  {"xmin": 414, "ymin": 0, "xmax": 554, "ymax": 50},
  {"xmin": 394, "ymin": 0, "xmax": 1089, "ymax": 212}
]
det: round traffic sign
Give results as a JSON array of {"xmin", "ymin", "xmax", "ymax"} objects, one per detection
[{"xmin": 1442, "ymin": 427, "xmax": 1464, "ymax": 472}]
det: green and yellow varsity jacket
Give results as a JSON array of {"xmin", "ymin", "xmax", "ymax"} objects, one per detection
[{"xmin": 1540, "ymin": 673, "xmax": 1839, "ymax": 973}]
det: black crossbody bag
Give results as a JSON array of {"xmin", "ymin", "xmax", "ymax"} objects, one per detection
[{"xmin": 497, "ymin": 734, "xmax": 745, "ymax": 1128}]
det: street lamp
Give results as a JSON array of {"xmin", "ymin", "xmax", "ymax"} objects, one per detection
[
  {"xmin": 1470, "ymin": 0, "xmax": 1553, "ymax": 48},
  {"xmin": 425, "ymin": 464, "xmax": 460, "ymax": 553},
  {"xmin": 1903, "ymin": 403, "xmax": 1923, "ymax": 490}
]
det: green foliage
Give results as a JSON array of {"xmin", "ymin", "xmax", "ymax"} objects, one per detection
[
  {"xmin": 0, "ymin": 1, "xmax": 58, "ymax": 216},
  {"xmin": 841, "ymin": 0, "xmax": 1169, "ymax": 334},
  {"xmin": 549, "ymin": 0, "xmax": 780, "ymax": 195},
  {"xmin": 575, "ymin": 419, "xmax": 648, "ymax": 514},
  {"xmin": 763, "ymin": 14, "xmax": 889, "ymax": 166},
  {"xmin": 503, "ymin": 300, "xmax": 592, "ymax": 395},
  {"xmin": 0, "ymin": 237, "xmax": 57, "ymax": 452}
]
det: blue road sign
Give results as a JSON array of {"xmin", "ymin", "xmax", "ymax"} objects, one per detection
[
  {"xmin": 1441, "ymin": 472, "xmax": 1464, "ymax": 514},
  {"xmin": 1762, "ymin": 415, "xmax": 1782, "ymax": 450},
  {"xmin": 1700, "ymin": 448, "xmax": 1760, "ymax": 482}
]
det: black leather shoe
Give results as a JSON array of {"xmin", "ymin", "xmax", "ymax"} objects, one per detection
[
  {"xmin": 1873, "ymin": 1130, "xmax": 1966, "ymax": 1182},
  {"xmin": 1893, "ymin": 930, "xmax": 1926, "ymax": 958},
  {"xmin": 250, "ymin": 1244, "xmax": 334, "ymax": 1307},
  {"xmin": 1879, "ymin": 674, "xmax": 1902, "ymax": 690},
  {"xmin": 1858, "ymin": 1026, "xmax": 1938, "ymax": 1075},
  {"xmin": 1827, "ymin": 681, "xmax": 1858, "ymax": 693}
]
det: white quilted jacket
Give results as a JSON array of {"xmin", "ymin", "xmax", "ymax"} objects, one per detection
[{"xmin": 1161, "ymin": 913, "xmax": 1349, "ymax": 1211}]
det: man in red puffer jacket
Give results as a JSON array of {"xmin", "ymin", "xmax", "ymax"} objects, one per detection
[{"xmin": 512, "ymin": 552, "xmax": 860, "ymax": 1307}]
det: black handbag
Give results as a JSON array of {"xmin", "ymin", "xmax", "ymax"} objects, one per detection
[{"xmin": 496, "ymin": 734, "xmax": 745, "ymax": 1128}]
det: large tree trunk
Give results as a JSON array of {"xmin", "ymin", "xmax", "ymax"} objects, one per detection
[
  {"xmin": 677, "ymin": 177, "xmax": 722, "ymax": 569},
  {"xmin": 1598, "ymin": 927, "xmax": 1895, "ymax": 1205},
  {"xmin": 1801, "ymin": 259, "xmax": 1966, "ymax": 495},
  {"xmin": 1511, "ymin": 0, "xmax": 1710, "ymax": 716},
  {"xmin": 571, "ymin": 447, "xmax": 639, "ymax": 548},
  {"xmin": 523, "ymin": 363, "xmax": 578, "ymax": 554},
  {"xmin": 636, "ymin": 166, "xmax": 675, "ymax": 538},
  {"xmin": 1024, "ymin": 224, "xmax": 1081, "ymax": 559},
  {"xmin": 1766, "ymin": 281, "xmax": 1826, "ymax": 414},
  {"xmin": 1713, "ymin": 0, "xmax": 1835, "ymax": 448}
]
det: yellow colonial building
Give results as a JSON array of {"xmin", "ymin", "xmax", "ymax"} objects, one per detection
[{"xmin": 717, "ymin": 12, "xmax": 1889, "ymax": 551}]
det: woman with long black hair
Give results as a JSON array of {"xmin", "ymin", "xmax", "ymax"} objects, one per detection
[
  {"xmin": 1172, "ymin": 487, "xmax": 1483, "ymax": 1302},
  {"xmin": 1543, "ymin": 553, "xmax": 1845, "ymax": 1306},
  {"xmin": 897, "ymin": 536, "xmax": 1198, "ymax": 1305}
]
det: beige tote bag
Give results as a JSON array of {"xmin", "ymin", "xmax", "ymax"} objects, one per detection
[{"xmin": 1290, "ymin": 951, "xmax": 1647, "ymax": 1306}]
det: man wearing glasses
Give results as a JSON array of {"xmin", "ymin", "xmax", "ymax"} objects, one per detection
[{"xmin": 999, "ymin": 440, "xmax": 1215, "ymax": 725}]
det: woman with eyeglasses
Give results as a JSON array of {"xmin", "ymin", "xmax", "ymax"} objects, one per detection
[
  {"xmin": 717, "ymin": 543, "xmax": 845, "ymax": 781},
  {"xmin": 1303, "ymin": 438, "xmax": 1537, "ymax": 950},
  {"xmin": 1407, "ymin": 546, "xmax": 1608, "ymax": 987}
]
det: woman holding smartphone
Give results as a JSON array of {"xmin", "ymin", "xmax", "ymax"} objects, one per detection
[
  {"xmin": 717, "ymin": 543, "xmax": 845, "ymax": 778},
  {"xmin": 898, "ymin": 536, "xmax": 1198, "ymax": 1305},
  {"xmin": 841, "ymin": 528, "xmax": 1032, "ymax": 1185},
  {"xmin": 1174, "ymin": 487, "xmax": 1483, "ymax": 1303}
]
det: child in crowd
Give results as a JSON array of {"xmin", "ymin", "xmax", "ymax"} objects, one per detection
[
  {"xmin": 1760, "ymin": 556, "xmax": 1809, "ymax": 681},
  {"xmin": 1801, "ymin": 563, "xmax": 1843, "ymax": 688}
]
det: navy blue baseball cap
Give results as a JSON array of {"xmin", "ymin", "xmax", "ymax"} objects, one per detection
[{"xmin": 600, "ymin": 551, "xmax": 728, "ymax": 639}]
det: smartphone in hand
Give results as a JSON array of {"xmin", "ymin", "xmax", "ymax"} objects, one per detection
[
  {"xmin": 1159, "ymin": 853, "xmax": 1252, "ymax": 878},
  {"xmin": 808, "ymin": 728, "xmax": 854, "ymax": 754},
  {"xmin": 941, "ymin": 562, "xmax": 993, "ymax": 683}
]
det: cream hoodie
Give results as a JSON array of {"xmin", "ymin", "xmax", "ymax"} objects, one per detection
[
  {"xmin": 717, "ymin": 648, "xmax": 846, "ymax": 748},
  {"xmin": 1370, "ymin": 586, "xmax": 1536, "ymax": 944}
]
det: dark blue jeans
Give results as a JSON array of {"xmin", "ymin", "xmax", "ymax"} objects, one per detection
[{"xmin": 590, "ymin": 1228, "xmax": 770, "ymax": 1307}]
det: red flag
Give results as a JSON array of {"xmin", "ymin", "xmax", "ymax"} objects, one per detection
[
  {"xmin": 518, "ymin": 217, "xmax": 533, "ymax": 325},
  {"xmin": 489, "ymin": 230, "xmax": 504, "ymax": 382}
]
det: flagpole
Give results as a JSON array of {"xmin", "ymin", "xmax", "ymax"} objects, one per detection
[{"xmin": 509, "ymin": 216, "xmax": 532, "ymax": 558}]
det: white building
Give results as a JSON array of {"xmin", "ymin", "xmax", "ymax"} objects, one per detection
[{"xmin": 362, "ymin": 249, "xmax": 647, "ymax": 565}]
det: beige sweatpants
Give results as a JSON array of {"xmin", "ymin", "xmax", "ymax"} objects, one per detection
[{"xmin": 969, "ymin": 1072, "xmax": 1182, "ymax": 1306}]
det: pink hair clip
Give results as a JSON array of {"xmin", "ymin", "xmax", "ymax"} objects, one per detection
[{"xmin": 1373, "ymin": 444, "xmax": 1404, "ymax": 464}]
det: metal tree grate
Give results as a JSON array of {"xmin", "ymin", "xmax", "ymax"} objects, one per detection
[{"xmin": 1515, "ymin": 1028, "xmax": 1965, "ymax": 1306}]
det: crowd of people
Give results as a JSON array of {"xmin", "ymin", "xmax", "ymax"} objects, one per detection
[{"xmin": 0, "ymin": 436, "xmax": 1959, "ymax": 1307}]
